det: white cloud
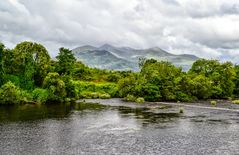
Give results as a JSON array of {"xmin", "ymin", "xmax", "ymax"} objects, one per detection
[{"xmin": 0, "ymin": 0, "xmax": 239, "ymax": 62}]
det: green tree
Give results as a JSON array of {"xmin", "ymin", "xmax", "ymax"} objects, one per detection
[
  {"xmin": 43, "ymin": 72, "xmax": 66, "ymax": 102},
  {"xmin": 2, "ymin": 48, "xmax": 15, "ymax": 74},
  {"xmin": 118, "ymin": 74, "xmax": 138, "ymax": 97},
  {"xmin": 56, "ymin": 48, "xmax": 76, "ymax": 75},
  {"xmin": 141, "ymin": 59, "xmax": 182, "ymax": 101},
  {"xmin": 11, "ymin": 41, "xmax": 50, "ymax": 87},
  {"xmin": 0, "ymin": 43, "xmax": 5, "ymax": 86},
  {"xmin": 118, "ymin": 59, "xmax": 183, "ymax": 101},
  {"xmin": 138, "ymin": 57, "xmax": 146, "ymax": 69},
  {"xmin": 61, "ymin": 75, "xmax": 79, "ymax": 99},
  {"xmin": 234, "ymin": 65, "xmax": 239, "ymax": 97},
  {"xmin": 190, "ymin": 59, "xmax": 235, "ymax": 98},
  {"xmin": 0, "ymin": 81, "xmax": 21, "ymax": 104},
  {"xmin": 187, "ymin": 74, "xmax": 212, "ymax": 99},
  {"xmin": 219, "ymin": 62, "xmax": 235, "ymax": 98},
  {"xmin": 141, "ymin": 83, "xmax": 161, "ymax": 101},
  {"xmin": 189, "ymin": 59, "xmax": 220, "ymax": 76},
  {"xmin": 32, "ymin": 88, "xmax": 49, "ymax": 104}
]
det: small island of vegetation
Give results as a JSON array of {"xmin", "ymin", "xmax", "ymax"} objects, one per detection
[{"xmin": 0, "ymin": 41, "xmax": 239, "ymax": 104}]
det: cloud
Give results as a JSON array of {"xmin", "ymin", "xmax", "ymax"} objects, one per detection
[{"xmin": 0, "ymin": 0, "xmax": 239, "ymax": 62}]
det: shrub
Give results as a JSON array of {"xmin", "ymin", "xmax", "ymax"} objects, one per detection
[
  {"xmin": 95, "ymin": 83, "xmax": 118, "ymax": 97},
  {"xmin": 91, "ymin": 92, "xmax": 99, "ymax": 99},
  {"xmin": 80, "ymin": 91, "xmax": 100, "ymax": 99},
  {"xmin": 141, "ymin": 84, "xmax": 161, "ymax": 102},
  {"xmin": 179, "ymin": 108, "xmax": 184, "ymax": 113},
  {"xmin": 0, "ymin": 82, "xmax": 21, "ymax": 104},
  {"xmin": 74, "ymin": 81, "xmax": 117, "ymax": 98},
  {"xmin": 176, "ymin": 92, "xmax": 192, "ymax": 102},
  {"xmin": 125, "ymin": 94, "xmax": 136, "ymax": 102},
  {"xmin": 187, "ymin": 75, "xmax": 212, "ymax": 99},
  {"xmin": 210, "ymin": 100, "xmax": 217, "ymax": 106},
  {"xmin": 232, "ymin": 100, "xmax": 239, "ymax": 104},
  {"xmin": 107, "ymin": 73, "xmax": 121, "ymax": 82},
  {"xmin": 32, "ymin": 88, "xmax": 49, "ymax": 104},
  {"xmin": 62, "ymin": 76, "xmax": 79, "ymax": 99},
  {"xmin": 4, "ymin": 74, "xmax": 21, "ymax": 87},
  {"xmin": 80, "ymin": 91, "xmax": 111, "ymax": 99},
  {"xmin": 136, "ymin": 97, "xmax": 145, "ymax": 103},
  {"xmin": 99, "ymin": 93, "xmax": 111, "ymax": 99},
  {"xmin": 65, "ymin": 98, "xmax": 71, "ymax": 102},
  {"xmin": 80, "ymin": 91, "xmax": 93, "ymax": 99},
  {"xmin": 43, "ymin": 72, "xmax": 66, "ymax": 102},
  {"xmin": 19, "ymin": 90, "xmax": 32, "ymax": 103}
]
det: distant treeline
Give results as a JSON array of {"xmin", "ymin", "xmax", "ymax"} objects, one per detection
[{"xmin": 0, "ymin": 41, "xmax": 239, "ymax": 104}]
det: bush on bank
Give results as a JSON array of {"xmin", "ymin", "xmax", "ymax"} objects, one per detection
[
  {"xmin": 0, "ymin": 81, "xmax": 32, "ymax": 104},
  {"xmin": 32, "ymin": 88, "xmax": 49, "ymax": 104}
]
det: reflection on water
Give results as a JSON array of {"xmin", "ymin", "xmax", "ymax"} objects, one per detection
[
  {"xmin": 0, "ymin": 102, "xmax": 181, "ymax": 125},
  {"xmin": 0, "ymin": 102, "xmax": 107, "ymax": 122},
  {"xmin": 0, "ymin": 100, "xmax": 239, "ymax": 155},
  {"xmin": 117, "ymin": 106, "xmax": 181, "ymax": 128}
]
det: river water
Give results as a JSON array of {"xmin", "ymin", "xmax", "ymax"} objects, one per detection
[{"xmin": 0, "ymin": 99, "xmax": 238, "ymax": 155}]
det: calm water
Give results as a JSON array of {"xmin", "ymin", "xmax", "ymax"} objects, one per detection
[{"xmin": 0, "ymin": 99, "xmax": 239, "ymax": 155}]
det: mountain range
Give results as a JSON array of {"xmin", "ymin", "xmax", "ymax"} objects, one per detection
[{"xmin": 72, "ymin": 44, "xmax": 199, "ymax": 71}]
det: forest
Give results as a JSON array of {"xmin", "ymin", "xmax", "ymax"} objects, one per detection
[{"xmin": 0, "ymin": 41, "xmax": 239, "ymax": 104}]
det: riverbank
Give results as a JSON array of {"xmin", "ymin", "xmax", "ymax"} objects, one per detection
[{"xmin": 78, "ymin": 98, "xmax": 239, "ymax": 112}]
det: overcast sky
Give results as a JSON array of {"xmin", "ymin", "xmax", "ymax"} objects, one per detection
[{"xmin": 0, "ymin": 0, "xmax": 239, "ymax": 62}]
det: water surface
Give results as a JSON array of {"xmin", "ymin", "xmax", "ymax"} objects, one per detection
[{"xmin": 0, "ymin": 99, "xmax": 238, "ymax": 155}]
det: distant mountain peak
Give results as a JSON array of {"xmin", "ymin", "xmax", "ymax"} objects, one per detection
[
  {"xmin": 120, "ymin": 46, "xmax": 135, "ymax": 51},
  {"xmin": 180, "ymin": 54, "xmax": 199, "ymax": 60},
  {"xmin": 72, "ymin": 44, "xmax": 200, "ymax": 71},
  {"xmin": 149, "ymin": 47, "xmax": 161, "ymax": 50},
  {"xmin": 100, "ymin": 43, "xmax": 115, "ymax": 49},
  {"xmin": 82, "ymin": 45, "xmax": 95, "ymax": 48},
  {"xmin": 72, "ymin": 45, "xmax": 96, "ymax": 52}
]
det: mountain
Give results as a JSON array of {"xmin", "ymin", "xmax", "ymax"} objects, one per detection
[
  {"xmin": 72, "ymin": 44, "xmax": 199, "ymax": 71},
  {"xmin": 73, "ymin": 48, "xmax": 137, "ymax": 70}
]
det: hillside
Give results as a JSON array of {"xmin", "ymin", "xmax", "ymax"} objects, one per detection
[{"xmin": 72, "ymin": 44, "xmax": 199, "ymax": 71}]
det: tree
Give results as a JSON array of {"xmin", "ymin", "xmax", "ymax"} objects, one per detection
[
  {"xmin": 189, "ymin": 59, "xmax": 220, "ymax": 76},
  {"xmin": 43, "ymin": 72, "xmax": 66, "ymax": 101},
  {"xmin": 117, "ymin": 73, "xmax": 161, "ymax": 101},
  {"xmin": 0, "ymin": 81, "xmax": 21, "ymax": 104},
  {"xmin": 0, "ymin": 43, "xmax": 5, "ymax": 86},
  {"xmin": 187, "ymin": 75, "xmax": 212, "ymax": 99},
  {"xmin": 118, "ymin": 59, "xmax": 184, "ymax": 101},
  {"xmin": 61, "ymin": 75, "xmax": 79, "ymax": 99},
  {"xmin": 234, "ymin": 65, "xmax": 239, "ymax": 97},
  {"xmin": 118, "ymin": 74, "xmax": 138, "ymax": 97},
  {"xmin": 190, "ymin": 59, "xmax": 235, "ymax": 98},
  {"xmin": 138, "ymin": 57, "xmax": 146, "ymax": 69},
  {"xmin": 141, "ymin": 83, "xmax": 161, "ymax": 101},
  {"xmin": 219, "ymin": 62, "xmax": 235, "ymax": 98},
  {"xmin": 140, "ymin": 59, "xmax": 182, "ymax": 101},
  {"xmin": 11, "ymin": 41, "xmax": 50, "ymax": 87},
  {"xmin": 56, "ymin": 48, "xmax": 76, "ymax": 75}
]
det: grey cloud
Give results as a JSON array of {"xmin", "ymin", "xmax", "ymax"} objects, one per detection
[
  {"xmin": 220, "ymin": 3, "xmax": 239, "ymax": 15},
  {"xmin": 0, "ymin": 0, "xmax": 239, "ymax": 63}
]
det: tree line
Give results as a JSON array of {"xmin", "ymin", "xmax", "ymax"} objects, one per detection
[{"xmin": 0, "ymin": 41, "xmax": 239, "ymax": 104}]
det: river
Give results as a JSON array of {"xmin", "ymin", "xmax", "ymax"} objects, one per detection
[{"xmin": 0, "ymin": 99, "xmax": 238, "ymax": 155}]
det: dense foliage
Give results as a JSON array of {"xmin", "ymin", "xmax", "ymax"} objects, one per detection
[
  {"xmin": 119, "ymin": 59, "xmax": 237, "ymax": 102},
  {"xmin": 0, "ymin": 41, "xmax": 239, "ymax": 104},
  {"xmin": 0, "ymin": 43, "xmax": 4, "ymax": 86}
]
